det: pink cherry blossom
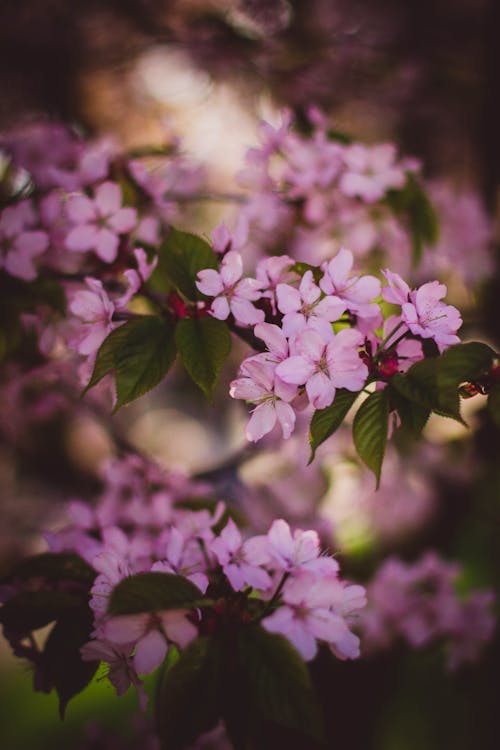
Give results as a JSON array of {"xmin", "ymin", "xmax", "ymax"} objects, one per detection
[
  {"xmin": 68, "ymin": 277, "xmax": 117, "ymax": 356},
  {"xmin": 210, "ymin": 519, "xmax": 272, "ymax": 592},
  {"xmin": 276, "ymin": 327, "xmax": 368, "ymax": 409},
  {"xmin": 382, "ymin": 269, "xmax": 411, "ymax": 305},
  {"xmin": 80, "ymin": 639, "xmax": 147, "ymax": 709},
  {"xmin": 0, "ymin": 200, "xmax": 48, "ymax": 280},
  {"xmin": 402, "ymin": 281, "xmax": 462, "ymax": 352},
  {"xmin": 319, "ymin": 247, "xmax": 382, "ymax": 328},
  {"xmin": 65, "ymin": 181, "xmax": 137, "ymax": 262},
  {"xmin": 230, "ymin": 357, "xmax": 298, "ymax": 441},
  {"xmin": 102, "ymin": 609, "xmax": 197, "ymax": 674},
  {"xmin": 276, "ymin": 270, "xmax": 346, "ymax": 338},
  {"xmin": 251, "ymin": 519, "xmax": 339, "ymax": 577},
  {"xmin": 255, "ymin": 254, "xmax": 296, "ymax": 314},
  {"xmin": 196, "ymin": 250, "xmax": 264, "ymax": 326},
  {"xmin": 152, "ymin": 527, "xmax": 209, "ymax": 593},
  {"xmin": 262, "ymin": 572, "xmax": 363, "ymax": 661},
  {"xmin": 339, "ymin": 143, "xmax": 407, "ymax": 203}
]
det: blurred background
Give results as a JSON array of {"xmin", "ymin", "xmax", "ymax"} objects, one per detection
[{"xmin": 1, "ymin": 1, "xmax": 500, "ymax": 748}]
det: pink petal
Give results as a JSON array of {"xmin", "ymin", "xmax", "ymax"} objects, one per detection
[
  {"xmin": 220, "ymin": 251, "xmax": 243, "ymax": 286},
  {"xmin": 134, "ymin": 630, "xmax": 168, "ymax": 673},
  {"xmin": 275, "ymin": 355, "xmax": 315, "ymax": 385},
  {"xmin": 299, "ymin": 271, "xmax": 321, "ymax": 305},
  {"xmin": 211, "ymin": 296, "xmax": 231, "ymax": 320},
  {"xmin": 230, "ymin": 297, "xmax": 265, "ymax": 326},
  {"xmin": 276, "ymin": 283, "xmax": 301, "ymax": 314},
  {"xmin": 306, "ymin": 371, "xmax": 336, "ymax": 409},
  {"xmin": 314, "ymin": 295, "xmax": 346, "ymax": 322},
  {"xmin": 254, "ymin": 323, "xmax": 288, "ymax": 358},
  {"xmin": 160, "ymin": 610, "xmax": 198, "ymax": 648},
  {"xmin": 95, "ymin": 181, "xmax": 122, "ymax": 216},
  {"xmin": 14, "ymin": 230, "xmax": 49, "ymax": 256},
  {"xmin": 65, "ymin": 223, "xmax": 99, "ymax": 252},
  {"xmin": 230, "ymin": 376, "xmax": 268, "ymax": 402},
  {"xmin": 108, "ymin": 207, "xmax": 137, "ymax": 234},
  {"xmin": 197, "ymin": 269, "xmax": 224, "ymax": 296},
  {"xmin": 246, "ymin": 401, "xmax": 277, "ymax": 441},
  {"xmin": 103, "ymin": 614, "xmax": 148, "ymax": 644},
  {"xmin": 275, "ymin": 400, "xmax": 296, "ymax": 439},
  {"xmin": 67, "ymin": 195, "xmax": 97, "ymax": 224},
  {"xmin": 95, "ymin": 227, "xmax": 119, "ymax": 262}
]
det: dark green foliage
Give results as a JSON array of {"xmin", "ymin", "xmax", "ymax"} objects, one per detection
[
  {"xmin": 85, "ymin": 315, "xmax": 177, "ymax": 408},
  {"xmin": 353, "ymin": 389, "xmax": 390, "ymax": 487},
  {"xmin": 175, "ymin": 316, "xmax": 231, "ymax": 401},
  {"xmin": 154, "ymin": 228, "xmax": 218, "ymax": 300},
  {"xmin": 309, "ymin": 389, "xmax": 359, "ymax": 461},
  {"xmin": 107, "ymin": 572, "xmax": 203, "ymax": 616}
]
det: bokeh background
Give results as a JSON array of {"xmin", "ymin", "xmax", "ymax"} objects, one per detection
[{"xmin": 1, "ymin": 1, "xmax": 500, "ymax": 748}]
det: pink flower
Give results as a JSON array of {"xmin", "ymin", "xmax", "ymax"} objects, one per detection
[
  {"xmin": 276, "ymin": 327, "xmax": 368, "ymax": 409},
  {"xmin": 339, "ymin": 143, "xmax": 407, "ymax": 203},
  {"xmin": 102, "ymin": 609, "xmax": 197, "ymax": 674},
  {"xmin": 80, "ymin": 639, "xmax": 147, "ymax": 709},
  {"xmin": 402, "ymin": 281, "xmax": 462, "ymax": 352},
  {"xmin": 68, "ymin": 277, "xmax": 117, "ymax": 356},
  {"xmin": 0, "ymin": 200, "xmax": 48, "ymax": 280},
  {"xmin": 255, "ymin": 255, "xmax": 296, "ymax": 314},
  {"xmin": 152, "ymin": 527, "xmax": 209, "ymax": 593},
  {"xmin": 382, "ymin": 272, "xmax": 462, "ymax": 352},
  {"xmin": 320, "ymin": 248, "xmax": 382, "ymax": 328},
  {"xmin": 196, "ymin": 251, "xmax": 264, "ymax": 326},
  {"xmin": 210, "ymin": 519, "xmax": 272, "ymax": 592},
  {"xmin": 65, "ymin": 181, "xmax": 137, "ymax": 262},
  {"xmin": 382, "ymin": 269, "xmax": 411, "ymax": 305},
  {"xmin": 262, "ymin": 573, "xmax": 362, "ymax": 661},
  {"xmin": 230, "ymin": 357, "xmax": 297, "ymax": 442},
  {"xmin": 276, "ymin": 271, "xmax": 346, "ymax": 338},
  {"xmin": 250, "ymin": 519, "xmax": 339, "ymax": 577}
]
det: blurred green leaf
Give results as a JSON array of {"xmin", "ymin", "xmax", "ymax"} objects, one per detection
[{"xmin": 386, "ymin": 174, "xmax": 438, "ymax": 266}]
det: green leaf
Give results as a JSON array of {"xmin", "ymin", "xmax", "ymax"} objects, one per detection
[
  {"xmin": 391, "ymin": 358, "xmax": 463, "ymax": 423},
  {"xmin": 437, "ymin": 342, "xmax": 496, "ymax": 392},
  {"xmin": 108, "ymin": 572, "xmax": 203, "ymax": 616},
  {"xmin": 308, "ymin": 389, "xmax": 359, "ymax": 462},
  {"xmin": 0, "ymin": 591, "xmax": 82, "ymax": 634},
  {"xmin": 289, "ymin": 261, "xmax": 322, "ymax": 283},
  {"xmin": 388, "ymin": 386, "xmax": 430, "ymax": 438},
  {"xmin": 85, "ymin": 316, "xmax": 177, "ymax": 408},
  {"xmin": 487, "ymin": 382, "xmax": 500, "ymax": 429},
  {"xmin": 155, "ymin": 227, "xmax": 218, "ymax": 300},
  {"xmin": 175, "ymin": 316, "xmax": 231, "ymax": 401},
  {"xmin": 386, "ymin": 174, "xmax": 438, "ymax": 266},
  {"xmin": 237, "ymin": 625, "xmax": 324, "ymax": 743},
  {"xmin": 42, "ymin": 607, "xmax": 98, "ymax": 718},
  {"xmin": 156, "ymin": 636, "xmax": 223, "ymax": 750},
  {"xmin": 352, "ymin": 389, "xmax": 390, "ymax": 487},
  {"xmin": 5, "ymin": 553, "xmax": 96, "ymax": 587}
]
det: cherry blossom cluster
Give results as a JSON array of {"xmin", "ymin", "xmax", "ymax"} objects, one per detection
[
  {"xmin": 197, "ymin": 244, "xmax": 462, "ymax": 442},
  {"xmin": 360, "ymin": 552, "xmax": 496, "ymax": 670},
  {"xmin": 13, "ymin": 455, "xmax": 365, "ymax": 707},
  {"xmin": 0, "ymin": 121, "xmax": 204, "ymax": 282},
  {"xmin": 229, "ymin": 108, "xmax": 421, "ymax": 266}
]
